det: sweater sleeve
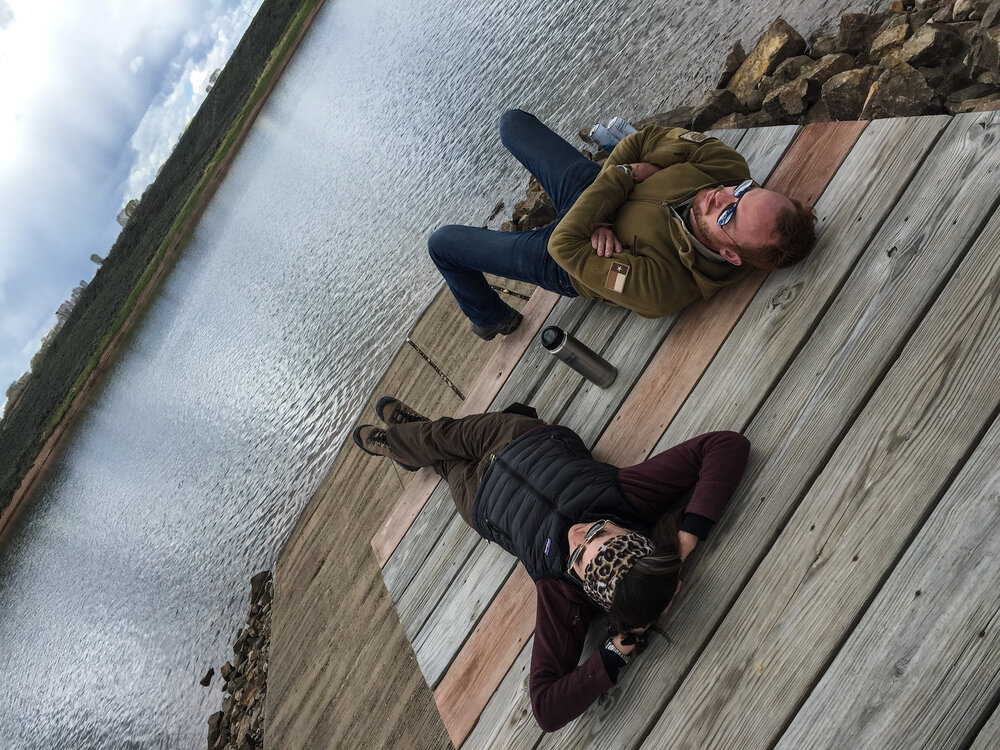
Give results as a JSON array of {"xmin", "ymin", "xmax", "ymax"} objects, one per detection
[
  {"xmin": 529, "ymin": 579, "xmax": 612, "ymax": 732},
  {"xmin": 617, "ymin": 431, "xmax": 751, "ymax": 534}
]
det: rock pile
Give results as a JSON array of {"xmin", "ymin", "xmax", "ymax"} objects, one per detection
[
  {"xmin": 499, "ymin": 175, "xmax": 557, "ymax": 232},
  {"xmin": 207, "ymin": 570, "xmax": 272, "ymax": 750},
  {"xmin": 638, "ymin": 0, "xmax": 1000, "ymax": 131}
]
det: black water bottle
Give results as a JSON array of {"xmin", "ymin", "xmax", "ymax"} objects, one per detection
[{"xmin": 540, "ymin": 326, "xmax": 617, "ymax": 388}]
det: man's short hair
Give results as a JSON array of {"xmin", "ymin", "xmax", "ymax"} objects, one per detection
[{"xmin": 740, "ymin": 199, "xmax": 817, "ymax": 270}]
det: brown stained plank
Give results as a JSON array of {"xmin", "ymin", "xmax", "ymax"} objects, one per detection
[
  {"xmin": 594, "ymin": 271, "xmax": 765, "ymax": 467},
  {"xmin": 434, "ymin": 567, "xmax": 537, "ymax": 748},
  {"xmin": 764, "ymin": 120, "xmax": 870, "ymax": 209},
  {"xmin": 372, "ymin": 289, "xmax": 560, "ymax": 567},
  {"xmin": 595, "ymin": 120, "xmax": 867, "ymax": 469}
]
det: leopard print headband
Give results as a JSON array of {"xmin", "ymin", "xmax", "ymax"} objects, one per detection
[{"xmin": 582, "ymin": 531, "xmax": 654, "ymax": 611}]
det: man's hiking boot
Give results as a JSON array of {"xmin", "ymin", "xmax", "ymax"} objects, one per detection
[
  {"xmin": 470, "ymin": 308, "xmax": 523, "ymax": 341},
  {"xmin": 376, "ymin": 397, "xmax": 429, "ymax": 426},
  {"xmin": 352, "ymin": 425, "xmax": 419, "ymax": 472}
]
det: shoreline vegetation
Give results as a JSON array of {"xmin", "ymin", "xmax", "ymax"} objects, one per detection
[{"xmin": 0, "ymin": 0, "xmax": 327, "ymax": 545}]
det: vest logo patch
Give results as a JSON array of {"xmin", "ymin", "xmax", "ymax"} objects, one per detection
[
  {"xmin": 605, "ymin": 261, "xmax": 630, "ymax": 293},
  {"xmin": 544, "ymin": 538, "xmax": 552, "ymax": 556},
  {"xmin": 679, "ymin": 130, "xmax": 712, "ymax": 143}
]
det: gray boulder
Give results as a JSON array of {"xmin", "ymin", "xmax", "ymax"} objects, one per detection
[
  {"xmin": 763, "ymin": 77, "xmax": 823, "ymax": 120},
  {"xmin": 861, "ymin": 61, "xmax": 939, "ymax": 117},
  {"xmin": 691, "ymin": 89, "xmax": 747, "ymax": 131},
  {"xmin": 898, "ymin": 23, "xmax": 967, "ymax": 67},
  {"xmin": 801, "ymin": 53, "xmax": 858, "ymax": 84},
  {"xmin": 823, "ymin": 66, "xmax": 879, "ymax": 119},
  {"xmin": 727, "ymin": 18, "xmax": 807, "ymax": 102}
]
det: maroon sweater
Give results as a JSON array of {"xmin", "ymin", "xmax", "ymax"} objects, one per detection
[{"xmin": 528, "ymin": 430, "xmax": 750, "ymax": 731}]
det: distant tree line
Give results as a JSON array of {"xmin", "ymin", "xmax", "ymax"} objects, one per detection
[{"xmin": 0, "ymin": 0, "xmax": 307, "ymax": 512}]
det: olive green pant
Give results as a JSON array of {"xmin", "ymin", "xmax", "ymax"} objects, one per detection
[{"xmin": 386, "ymin": 412, "xmax": 545, "ymax": 529}]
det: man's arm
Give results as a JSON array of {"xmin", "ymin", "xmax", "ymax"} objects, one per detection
[{"xmin": 548, "ymin": 127, "xmax": 750, "ymax": 316}]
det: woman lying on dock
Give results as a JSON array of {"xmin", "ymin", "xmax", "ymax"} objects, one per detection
[{"xmin": 354, "ymin": 400, "xmax": 749, "ymax": 731}]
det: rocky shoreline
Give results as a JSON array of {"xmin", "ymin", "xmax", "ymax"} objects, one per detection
[
  {"xmin": 634, "ymin": 0, "xmax": 1000, "ymax": 133},
  {"xmin": 205, "ymin": 3, "xmax": 1000, "ymax": 747},
  {"xmin": 206, "ymin": 571, "xmax": 271, "ymax": 750}
]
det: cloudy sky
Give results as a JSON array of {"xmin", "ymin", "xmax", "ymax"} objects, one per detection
[{"xmin": 0, "ymin": 0, "xmax": 261, "ymax": 406}]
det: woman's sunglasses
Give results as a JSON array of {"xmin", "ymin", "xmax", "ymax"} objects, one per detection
[{"xmin": 567, "ymin": 519, "xmax": 608, "ymax": 576}]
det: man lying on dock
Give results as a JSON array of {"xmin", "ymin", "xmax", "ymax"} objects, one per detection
[
  {"xmin": 428, "ymin": 109, "xmax": 816, "ymax": 339},
  {"xmin": 353, "ymin": 398, "xmax": 749, "ymax": 730}
]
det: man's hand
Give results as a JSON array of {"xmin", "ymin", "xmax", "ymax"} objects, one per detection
[
  {"xmin": 678, "ymin": 530, "xmax": 698, "ymax": 561},
  {"xmin": 629, "ymin": 162, "xmax": 662, "ymax": 182},
  {"xmin": 591, "ymin": 227, "xmax": 622, "ymax": 257}
]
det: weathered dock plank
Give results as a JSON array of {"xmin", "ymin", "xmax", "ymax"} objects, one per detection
[
  {"xmin": 433, "ymin": 569, "xmax": 538, "ymax": 746},
  {"xmin": 640, "ymin": 114, "xmax": 1000, "ymax": 750},
  {"xmin": 774, "ymin": 414, "xmax": 1000, "ymax": 750},
  {"xmin": 460, "ymin": 638, "xmax": 536, "ymax": 750},
  {"xmin": 970, "ymin": 705, "xmax": 1000, "ymax": 750}
]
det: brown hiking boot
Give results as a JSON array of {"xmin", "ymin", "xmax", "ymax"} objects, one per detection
[
  {"xmin": 352, "ymin": 425, "xmax": 419, "ymax": 472},
  {"xmin": 376, "ymin": 397, "xmax": 429, "ymax": 425},
  {"xmin": 470, "ymin": 308, "xmax": 522, "ymax": 341}
]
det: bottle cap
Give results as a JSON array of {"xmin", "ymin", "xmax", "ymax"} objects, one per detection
[{"xmin": 541, "ymin": 326, "xmax": 565, "ymax": 351}]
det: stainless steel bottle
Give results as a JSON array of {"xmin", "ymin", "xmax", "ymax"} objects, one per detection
[{"xmin": 540, "ymin": 326, "xmax": 617, "ymax": 388}]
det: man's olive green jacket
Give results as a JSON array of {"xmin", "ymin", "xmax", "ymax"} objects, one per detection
[{"xmin": 548, "ymin": 126, "xmax": 752, "ymax": 318}]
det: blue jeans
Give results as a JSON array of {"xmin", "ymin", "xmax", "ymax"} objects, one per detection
[{"xmin": 428, "ymin": 110, "xmax": 601, "ymax": 327}]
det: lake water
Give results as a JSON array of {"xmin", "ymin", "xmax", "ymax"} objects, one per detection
[{"xmin": 0, "ymin": 0, "xmax": 869, "ymax": 746}]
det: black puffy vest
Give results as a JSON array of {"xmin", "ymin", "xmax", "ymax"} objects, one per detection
[{"xmin": 472, "ymin": 425, "xmax": 648, "ymax": 582}]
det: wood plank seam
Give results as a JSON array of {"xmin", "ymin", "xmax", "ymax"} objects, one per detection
[{"xmin": 431, "ymin": 122, "xmax": 868, "ymax": 747}]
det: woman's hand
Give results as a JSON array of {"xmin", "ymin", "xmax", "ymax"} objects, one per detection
[
  {"xmin": 611, "ymin": 627, "xmax": 648, "ymax": 654},
  {"xmin": 591, "ymin": 227, "xmax": 622, "ymax": 257},
  {"xmin": 678, "ymin": 530, "xmax": 698, "ymax": 561}
]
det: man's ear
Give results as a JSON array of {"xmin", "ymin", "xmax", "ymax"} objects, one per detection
[{"xmin": 719, "ymin": 246, "xmax": 742, "ymax": 266}]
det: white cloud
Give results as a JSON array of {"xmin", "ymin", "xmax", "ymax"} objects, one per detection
[
  {"xmin": 0, "ymin": 0, "xmax": 260, "ymax": 395},
  {"xmin": 0, "ymin": 0, "xmax": 14, "ymax": 30},
  {"xmin": 123, "ymin": 2, "xmax": 254, "ymax": 199}
]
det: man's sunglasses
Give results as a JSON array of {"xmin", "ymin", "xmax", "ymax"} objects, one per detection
[
  {"xmin": 567, "ymin": 519, "xmax": 608, "ymax": 576},
  {"xmin": 717, "ymin": 179, "xmax": 755, "ymax": 227}
]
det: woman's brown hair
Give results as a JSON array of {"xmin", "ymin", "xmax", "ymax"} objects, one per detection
[{"xmin": 606, "ymin": 512, "xmax": 683, "ymax": 634}]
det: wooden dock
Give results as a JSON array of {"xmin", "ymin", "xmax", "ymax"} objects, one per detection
[{"xmin": 266, "ymin": 112, "xmax": 1000, "ymax": 749}]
